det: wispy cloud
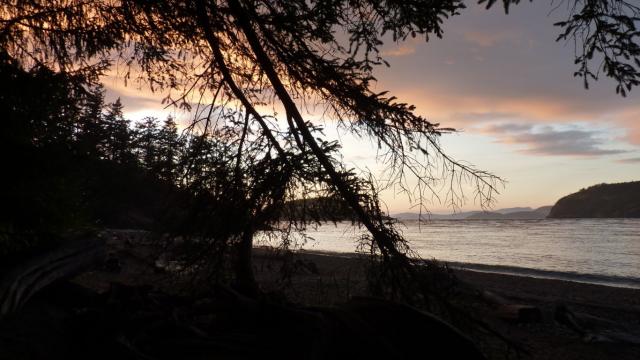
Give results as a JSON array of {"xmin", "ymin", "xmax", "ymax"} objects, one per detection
[
  {"xmin": 382, "ymin": 45, "xmax": 416, "ymax": 57},
  {"xmin": 616, "ymin": 157, "xmax": 640, "ymax": 164},
  {"xmin": 612, "ymin": 109, "xmax": 640, "ymax": 145},
  {"xmin": 386, "ymin": 87, "xmax": 640, "ymax": 146},
  {"xmin": 450, "ymin": 111, "xmax": 518, "ymax": 123},
  {"xmin": 103, "ymin": 79, "xmax": 164, "ymax": 109},
  {"xmin": 482, "ymin": 123, "xmax": 629, "ymax": 157}
]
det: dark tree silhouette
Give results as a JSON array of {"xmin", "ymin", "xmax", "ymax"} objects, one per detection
[
  {"xmin": 135, "ymin": 116, "xmax": 161, "ymax": 170},
  {"xmin": 103, "ymin": 98, "xmax": 136, "ymax": 164},
  {"xmin": 0, "ymin": 50, "xmax": 91, "ymax": 243},
  {"xmin": 75, "ymin": 85, "xmax": 108, "ymax": 159},
  {"xmin": 156, "ymin": 116, "xmax": 182, "ymax": 182},
  {"xmin": 481, "ymin": 0, "xmax": 640, "ymax": 95},
  {"xmin": 1, "ymin": 0, "xmax": 638, "ymax": 298}
]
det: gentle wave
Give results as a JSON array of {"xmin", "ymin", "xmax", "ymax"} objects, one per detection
[
  {"xmin": 278, "ymin": 219, "xmax": 640, "ymax": 289},
  {"xmin": 445, "ymin": 261, "xmax": 640, "ymax": 289}
]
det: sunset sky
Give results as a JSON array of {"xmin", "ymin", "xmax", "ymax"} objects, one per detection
[{"xmin": 105, "ymin": 1, "xmax": 640, "ymax": 214}]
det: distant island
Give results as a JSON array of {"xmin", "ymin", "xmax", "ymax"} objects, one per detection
[
  {"xmin": 465, "ymin": 206, "xmax": 552, "ymax": 220},
  {"xmin": 393, "ymin": 206, "xmax": 552, "ymax": 221},
  {"xmin": 548, "ymin": 181, "xmax": 640, "ymax": 218},
  {"xmin": 392, "ymin": 181, "xmax": 640, "ymax": 220}
]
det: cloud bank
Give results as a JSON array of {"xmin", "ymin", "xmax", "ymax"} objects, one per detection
[{"xmin": 481, "ymin": 123, "xmax": 628, "ymax": 157}]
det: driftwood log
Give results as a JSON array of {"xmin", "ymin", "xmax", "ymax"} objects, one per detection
[
  {"xmin": 0, "ymin": 230, "xmax": 150, "ymax": 318},
  {"xmin": 0, "ymin": 230, "xmax": 490, "ymax": 359},
  {"xmin": 481, "ymin": 290, "xmax": 542, "ymax": 323},
  {"xmin": 555, "ymin": 304, "xmax": 640, "ymax": 345}
]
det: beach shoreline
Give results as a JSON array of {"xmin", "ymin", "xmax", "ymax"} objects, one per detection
[
  {"xmin": 253, "ymin": 248, "xmax": 640, "ymax": 359},
  {"xmin": 253, "ymin": 247, "xmax": 640, "ymax": 313},
  {"xmin": 291, "ymin": 247, "xmax": 640, "ymax": 288},
  {"xmin": 2, "ymin": 243, "xmax": 637, "ymax": 360}
]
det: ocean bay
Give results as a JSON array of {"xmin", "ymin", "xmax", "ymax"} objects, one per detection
[{"xmin": 262, "ymin": 219, "xmax": 640, "ymax": 288}]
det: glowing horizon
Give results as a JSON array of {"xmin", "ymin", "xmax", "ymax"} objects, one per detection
[{"xmin": 106, "ymin": 1, "xmax": 640, "ymax": 214}]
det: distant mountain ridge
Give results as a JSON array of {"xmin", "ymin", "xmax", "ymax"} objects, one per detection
[
  {"xmin": 493, "ymin": 207, "xmax": 534, "ymax": 214},
  {"xmin": 393, "ymin": 180, "xmax": 640, "ymax": 220},
  {"xmin": 548, "ymin": 181, "xmax": 640, "ymax": 218},
  {"xmin": 393, "ymin": 206, "xmax": 552, "ymax": 221},
  {"xmin": 465, "ymin": 206, "xmax": 552, "ymax": 220}
]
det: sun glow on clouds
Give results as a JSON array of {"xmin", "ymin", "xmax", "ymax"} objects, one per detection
[
  {"xmin": 369, "ymin": 1, "xmax": 640, "ymax": 211},
  {"xmin": 102, "ymin": 0, "xmax": 640, "ymax": 213},
  {"xmin": 479, "ymin": 123, "xmax": 630, "ymax": 157},
  {"xmin": 381, "ymin": 45, "xmax": 416, "ymax": 57}
]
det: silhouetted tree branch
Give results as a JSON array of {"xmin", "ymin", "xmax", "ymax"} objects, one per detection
[{"xmin": 2, "ymin": 0, "xmax": 637, "ymax": 299}]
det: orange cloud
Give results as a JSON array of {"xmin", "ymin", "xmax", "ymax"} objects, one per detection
[
  {"xmin": 382, "ymin": 45, "xmax": 416, "ymax": 57},
  {"xmin": 613, "ymin": 109, "xmax": 640, "ymax": 145},
  {"xmin": 381, "ymin": 86, "xmax": 640, "ymax": 142},
  {"xmin": 479, "ymin": 123, "xmax": 628, "ymax": 157}
]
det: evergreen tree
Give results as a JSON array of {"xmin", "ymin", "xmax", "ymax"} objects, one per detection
[
  {"xmin": 135, "ymin": 116, "xmax": 161, "ymax": 171},
  {"xmin": 3, "ymin": 0, "xmax": 638, "ymax": 297},
  {"xmin": 1, "ymin": 50, "xmax": 82, "ymax": 147},
  {"xmin": 104, "ymin": 98, "xmax": 135, "ymax": 164},
  {"xmin": 76, "ymin": 84, "xmax": 107, "ymax": 159},
  {"xmin": 157, "ymin": 116, "xmax": 181, "ymax": 181},
  {"xmin": 1, "ymin": 51, "xmax": 96, "ymax": 241}
]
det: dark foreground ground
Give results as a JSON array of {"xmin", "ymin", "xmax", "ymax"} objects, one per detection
[
  {"xmin": 259, "ymin": 250, "xmax": 640, "ymax": 360},
  {"xmin": 1, "ymin": 245, "xmax": 639, "ymax": 360}
]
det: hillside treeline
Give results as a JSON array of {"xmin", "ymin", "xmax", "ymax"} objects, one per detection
[
  {"xmin": 549, "ymin": 182, "xmax": 640, "ymax": 218},
  {"xmin": 0, "ymin": 52, "xmax": 234, "ymax": 259}
]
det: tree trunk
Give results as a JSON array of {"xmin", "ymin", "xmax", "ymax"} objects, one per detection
[
  {"xmin": 195, "ymin": 0, "xmax": 413, "ymax": 297},
  {"xmin": 233, "ymin": 228, "xmax": 260, "ymax": 298},
  {"xmin": 227, "ymin": 0, "xmax": 408, "ymax": 263}
]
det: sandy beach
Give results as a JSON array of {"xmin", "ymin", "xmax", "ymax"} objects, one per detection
[
  {"xmin": 256, "ymin": 249, "xmax": 640, "ymax": 307},
  {"xmin": 254, "ymin": 249, "xmax": 640, "ymax": 360},
  {"xmin": 3, "ymin": 243, "xmax": 638, "ymax": 360}
]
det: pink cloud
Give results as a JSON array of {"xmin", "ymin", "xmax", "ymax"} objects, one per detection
[
  {"xmin": 479, "ymin": 123, "xmax": 628, "ymax": 157},
  {"xmin": 381, "ymin": 86, "xmax": 640, "ymax": 147},
  {"xmin": 382, "ymin": 45, "xmax": 416, "ymax": 57},
  {"xmin": 613, "ymin": 109, "xmax": 640, "ymax": 145}
]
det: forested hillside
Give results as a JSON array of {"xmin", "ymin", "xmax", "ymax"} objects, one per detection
[
  {"xmin": 548, "ymin": 182, "xmax": 640, "ymax": 218},
  {"xmin": 0, "ymin": 52, "xmax": 227, "ymax": 260}
]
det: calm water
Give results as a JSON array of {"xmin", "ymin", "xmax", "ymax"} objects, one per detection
[{"xmin": 269, "ymin": 219, "xmax": 640, "ymax": 288}]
